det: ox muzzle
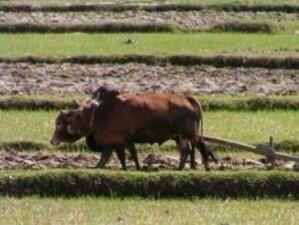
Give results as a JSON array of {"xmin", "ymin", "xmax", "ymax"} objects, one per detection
[{"xmin": 50, "ymin": 136, "xmax": 60, "ymax": 145}]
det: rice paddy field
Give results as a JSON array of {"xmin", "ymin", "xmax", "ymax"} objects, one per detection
[
  {"xmin": 0, "ymin": 0, "xmax": 298, "ymax": 224},
  {"xmin": 0, "ymin": 33, "xmax": 298, "ymax": 57}
]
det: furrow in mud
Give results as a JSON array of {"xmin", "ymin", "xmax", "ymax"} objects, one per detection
[
  {"xmin": 0, "ymin": 11, "xmax": 297, "ymax": 30},
  {"xmin": 0, "ymin": 150, "xmax": 297, "ymax": 171},
  {"xmin": 0, "ymin": 63, "xmax": 298, "ymax": 95}
]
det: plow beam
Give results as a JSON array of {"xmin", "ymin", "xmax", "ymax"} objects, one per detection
[{"xmin": 202, "ymin": 135, "xmax": 299, "ymax": 163}]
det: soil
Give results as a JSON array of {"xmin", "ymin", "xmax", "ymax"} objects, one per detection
[
  {"xmin": 0, "ymin": 63, "xmax": 298, "ymax": 95},
  {"xmin": 0, "ymin": 150, "xmax": 298, "ymax": 171},
  {"xmin": 0, "ymin": 11, "xmax": 297, "ymax": 29}
]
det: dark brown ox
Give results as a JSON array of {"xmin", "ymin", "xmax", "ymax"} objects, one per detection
[
  {"xmin": 51, "ymin": 100, "xmax": 142, "ymax": 170},
  {"xmin": 51, "ymin": 89, "xmax": 216, "ymax": 170},
  {"xmin": 91, "ymin": 86, "xmax": 217, "ymax": 169}
]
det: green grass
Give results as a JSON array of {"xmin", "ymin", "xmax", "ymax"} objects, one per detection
[
  {"xmin": 0, "ymin": 110, "xmax": 298, "ymax": 144},
  {"xmin": 0, "ymin": 197, "xmax": 298, "ymax": 225},
  {"xmin": 0, "ymin": 33, "xmax": 298, "ymax": 57},
  {"xmin": 205, "ymin": 110, "xmax": 299, "ymax": 143},
  {"xmin": 0, "ymin": 110, "xmax": 54, "ymax": 143}
]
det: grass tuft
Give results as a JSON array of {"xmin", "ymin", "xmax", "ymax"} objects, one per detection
[
  {"xmin": 211, "ymin": 22, "xmax": 276, "ymax": 33},
  {"xmin": 0, "ymin": 55, "xmax": 298, "ymax": 69},
  {"xmin": 2, "ymin": 95, "xmax": 299, "ymax": 111},
  {"xmin": 0, "ymin": 22, "xmax": 279, "ymax": 33},
  {"xmin": 0, "ymin": 23, "xmax": 180, "ymax": 33},
  {"xmin": 0, "ymin": 3, "xmax": 298, "ymax": 13}
]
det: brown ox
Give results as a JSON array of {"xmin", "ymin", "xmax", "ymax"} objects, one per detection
[
  {"xmin": 51, "ymin": 101, "xmax": 195, "ymax": 170},
  {"xmin": 51, "ymin": 87, "xmax": 217, "ymax": 170}
]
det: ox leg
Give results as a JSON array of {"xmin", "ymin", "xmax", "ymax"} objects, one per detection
[
  {"xmin": 208, "ymin": 148, "xmax": 218, "ymax": 163},
  {"xmin": 192, "ymin": 138, "xmax": 210, "ymax": 171},
  {"xmin": 177, "ymin": 139, "xmax": 191, "ymax": 170},
  {"xmin": 115, "ymin": 146, "xmax": 127, "ymax": 170},
  {"xmin": 96, "ymin": 148, "xmax": 113, "ymax": 168},
  {"xmin": 190, "ymin": 143, "xmax": 197, "ymax": 169},
  {"xmin": 128, "ymin": 144, "xmax": 141, "ymax": 170},
  {"xmin": 207, "ymin": 145, "xmax": 218, "ymax": 164},
  {"xmin": 196, "ymin": 136, "xmax": 218, "ymax": 164}
]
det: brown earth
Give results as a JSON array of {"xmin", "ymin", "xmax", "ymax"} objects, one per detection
[
  {"xmin": 0, "ymin": 150, "xmax": 297, "ymax": 171},
  {"xmin": 0, "ymin": 63, "xmax": 298, "ymax": 95},
  {"xmin": 0, "ymin": 11, "xmax": 297, "ymax": 29}
]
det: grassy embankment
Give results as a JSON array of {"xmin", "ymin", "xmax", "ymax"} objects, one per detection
[
  {"xmin": 1, "ymin": 170, "xmax": 299, "ymax": 198},
  {"xmin": 1, "ymin": 0, "xmax": 298, "ymax": 5}
]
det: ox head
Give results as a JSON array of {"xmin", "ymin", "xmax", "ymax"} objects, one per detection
[
  {"xmin": 50, "ymin": 110, "xmax": 82, "ymax": 145},
  {"xmin": 50, "ymin": 100, "xmax": 98, "ymax": 145},
  {"xmin": 51, "ymin": 86, "xmax": 120, "ymax": 146}
]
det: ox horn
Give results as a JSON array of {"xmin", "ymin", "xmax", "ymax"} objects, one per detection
[{"xmin": 66, "ymin": 124, "xmax": 77, "ymax": 135}]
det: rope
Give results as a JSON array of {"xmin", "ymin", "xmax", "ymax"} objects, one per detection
[{"xmin": 89, "ymin": 92, "xmax": 100, "ymax": 132}]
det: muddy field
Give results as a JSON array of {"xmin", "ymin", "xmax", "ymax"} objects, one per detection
[
  {"xmin": 0, "ymin": 11, "xmax": 297, "ymax": 29},
  {"xmin": 1, "ymin": 150, "xmax": 298, "ymax": 171},
  {"xmin": 0, "ymin": 63, "xmax": 298, "ymax": 95}
]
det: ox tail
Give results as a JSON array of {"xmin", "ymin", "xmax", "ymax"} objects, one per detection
[
  {"xmin": 187, "ymin": 96, "xmax": 218, "ymax": 165},
  {"xmin": 186, "ymin": 96, "xmax": 204, "ymax": 141}
]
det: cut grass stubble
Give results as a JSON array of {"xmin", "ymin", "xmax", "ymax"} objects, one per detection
[{"xmin": 0, "ymin": 197, "xmax": 298, "ymax": 225}]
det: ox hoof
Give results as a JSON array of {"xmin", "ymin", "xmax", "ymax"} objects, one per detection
[
  {"xmin": 190, "ymin": 163, "xmax": 197, "ymax": 170},
  {"xmin": 95, "ymin": 164, "xmax": 106, "ymax": 169},
  {"xmin": 177, "ymin": 166, "xmax": 185, "ymax": 171}
]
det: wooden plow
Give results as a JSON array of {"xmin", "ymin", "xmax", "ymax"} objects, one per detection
[{"xmin": 202, "ymin": 135, "xmax": 299, "ymax": 164}]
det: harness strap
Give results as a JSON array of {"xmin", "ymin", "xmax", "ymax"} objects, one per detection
[{"xmin": 88, "ymin": 92, "xmax": 100, "ymax": 133}]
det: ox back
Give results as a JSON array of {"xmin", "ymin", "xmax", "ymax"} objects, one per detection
[{"xmin": 91, "ymin": 92, "xmax": 200, "ymax": 146}]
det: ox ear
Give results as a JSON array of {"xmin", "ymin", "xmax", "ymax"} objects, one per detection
[{"xmin": 66, "ymin": 124, "xmax": 77, "ymax": 135}]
